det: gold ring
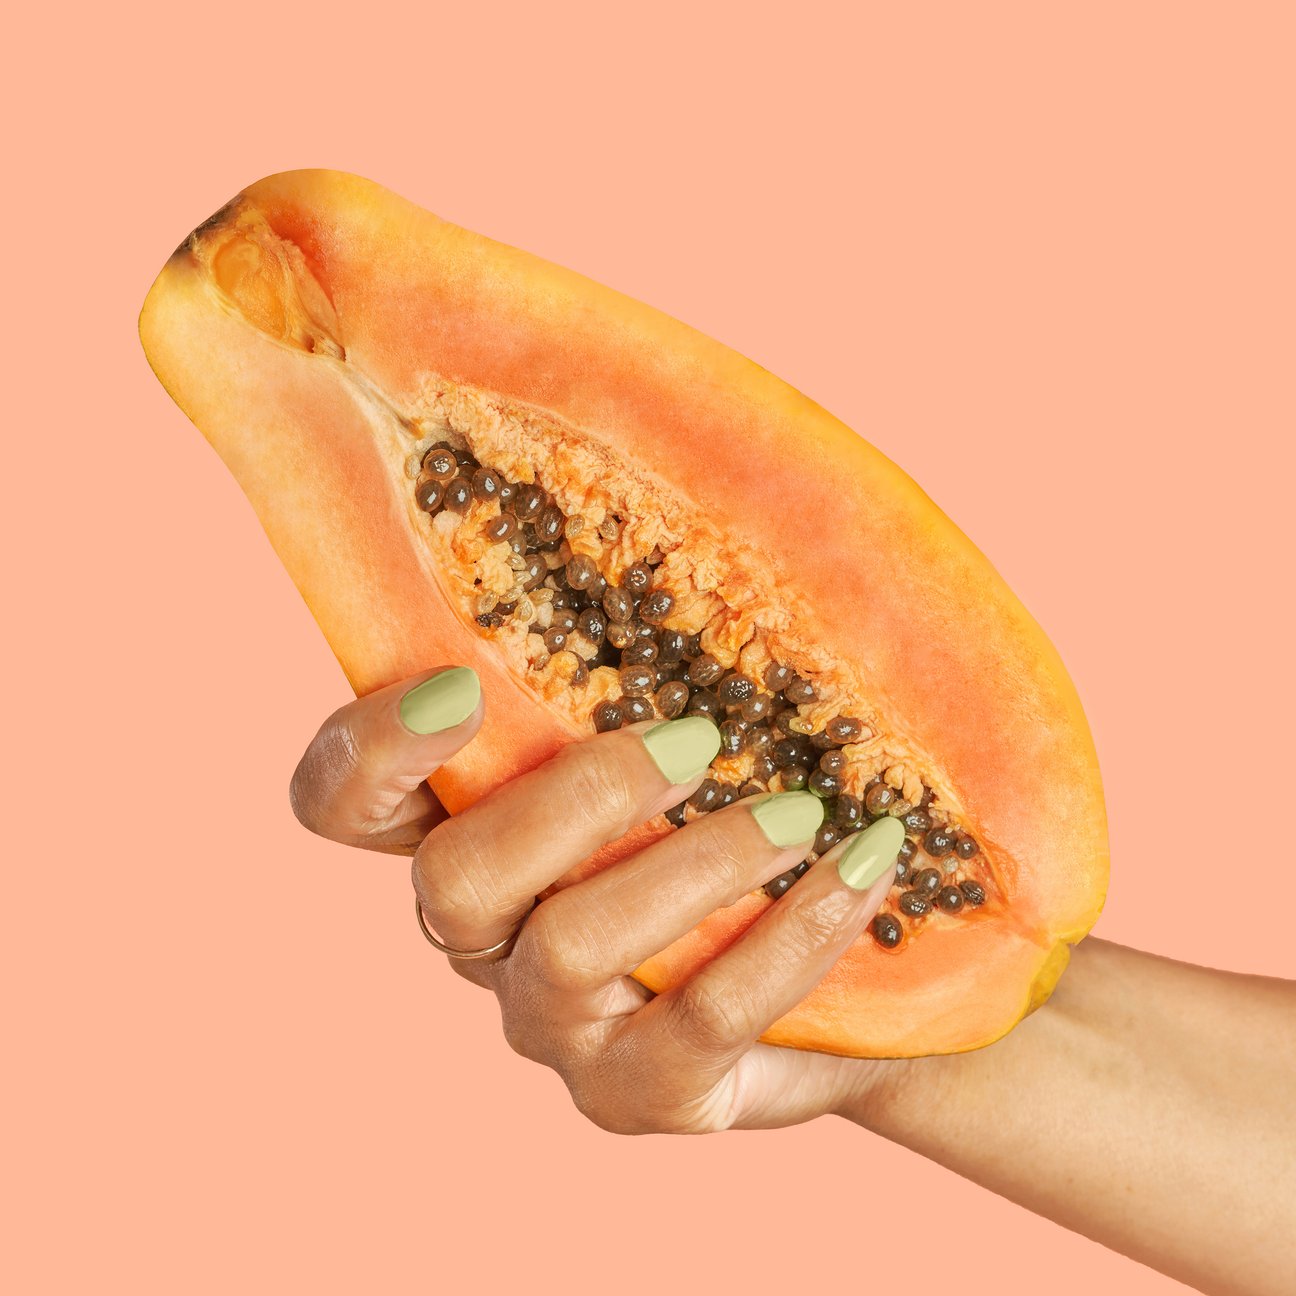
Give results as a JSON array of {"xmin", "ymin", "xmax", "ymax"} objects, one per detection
[{"xmin": 414, "ymin": 895, "xmax": 525, "ymax": 960}]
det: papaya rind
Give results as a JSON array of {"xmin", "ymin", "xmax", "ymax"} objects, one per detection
[{"xmin": 139, "ymin": 169, "xmax": 1109, "ymax": 1058}]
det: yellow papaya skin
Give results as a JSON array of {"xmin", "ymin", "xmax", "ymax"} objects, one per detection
[{"xmin": 140, "ymin": 169, "xmax": 1108, "ymax": 1058}]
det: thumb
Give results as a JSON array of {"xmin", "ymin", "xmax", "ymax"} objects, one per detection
[{"xmin": 289, "ymin": 665, "xmax": 483, "ymax": 854}]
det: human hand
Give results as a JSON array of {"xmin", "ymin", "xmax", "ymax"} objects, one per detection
[{"xmin": 290, "ymin": 664, "xmax": 908, "ymax": 1133}]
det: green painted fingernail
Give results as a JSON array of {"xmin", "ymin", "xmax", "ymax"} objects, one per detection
[
  {"xmin": 399, "ymin": 667, "xmax": 481, "ymax": 734},
  {"xmin": 837, "ymin": 817, "xmax": 906, "ymax": 890},
  {"xmin": 751, "ymin": 792, "xmax": 825, "ymax": 848},
  {"xmin": 642, "ymin": 716, "xmax": 721, "ymax": 785}
]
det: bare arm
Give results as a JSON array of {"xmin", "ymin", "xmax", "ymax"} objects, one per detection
[{"xmin": 842, "ymin": 939, "xmax": 1296, "ymax": 1296}]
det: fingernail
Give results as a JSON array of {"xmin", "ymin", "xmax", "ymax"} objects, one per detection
[
  {"xmin": 642, "ymin": 716, "xmax": 721, "ymax": 785},
  {"xmin": 837, "ymin": 817, "xmax": 906, "ymax": 890},
  {"xmin": 399, "ymin": 667, "xmax": 481, "ymax": 734},
  {"xmin": 751, "ymin": 792, "xmax": 825, "ymax": 848}
]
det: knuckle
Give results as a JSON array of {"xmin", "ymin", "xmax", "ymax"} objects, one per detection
[
  {"xmin": 549, "ymin": 743, "xmax": 637, "ymax": 837},
  {"xmin": 411, "ymin": 818, "xmax": 501, "ymax": 923},
  {"xmin": 670, "ymin": 980, "xmax": 749, "ymax": 1055},
  {"xmin": 783, "ymin": 887, "xmax": 856, "ymax": 955},
  {"xmin": 559, "ymin": 1029, "xmax": 719, "ymax": 1137},
  {"xmin": 575, "ymin": 1095, "xmax": 712, "ymax": 1137},
  {"xmin": 514, "ymin": 904, "xmax": 597, "ymax": 992},
  {"xmin": 688, "ymin": 819, "xmax": 750, "ymax": 898},
  {"xmin": 587, "ymin": 1109, "xmax": 651, "ymax": 1136},
  {"xmin": 288, "ymin": 716, "xmax": 363, "ymax": 841},
  {"xmin": 571, "ymin": 1098, "xmax": 627, "ymax": 1134},
  {"xmin": 288, "ymin": 759, "xmax": 323, "ymax": 835},
  {"xmin": 567, "ymin": 1081, "xmax": 654, "ymax": 1136},
  {"xmin": 289, "ymin": 766, "xmax": 341, "ymax": 841}
]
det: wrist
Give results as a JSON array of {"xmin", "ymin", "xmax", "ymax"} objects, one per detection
[
  {"xmin": 831, "ymin": 1054, "xmax": 937, "ymax": 1130},
  {"xmin": 832, "ymin": 942, "xmax": 1095, "ymax": 1138}
]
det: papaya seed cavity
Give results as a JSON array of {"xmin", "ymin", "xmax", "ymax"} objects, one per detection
[{"xmin": 409, "ymin": 434, "xmax": 993, "ymax": 950}]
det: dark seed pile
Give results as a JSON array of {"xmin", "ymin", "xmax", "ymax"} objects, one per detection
[{"xmin": 414, "ymin": 440, "xmax": 991, "ymax": 950}]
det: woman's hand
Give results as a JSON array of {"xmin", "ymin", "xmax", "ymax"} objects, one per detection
[
  {"xmin": 291, "ymin": 664, "xmax": 1296, "ymax": 1294},
  {"xmin": 289, "ymin": 664, "xmax": 904, "ymax": 1133}
]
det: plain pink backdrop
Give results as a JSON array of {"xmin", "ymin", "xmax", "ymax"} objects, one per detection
[{"xmin": 6, "ymin": 3, "xmax": 1292, "ymax": 1293}]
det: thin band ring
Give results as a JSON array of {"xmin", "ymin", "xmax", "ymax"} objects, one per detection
[{"xmin": 414, "ymin": 895, "xmax": 527, "ymax": 960}]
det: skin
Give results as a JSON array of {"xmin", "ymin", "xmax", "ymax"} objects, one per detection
[{"xmin": 290, "ymin": 666, "xmax": 1296, "ymax": 1296}]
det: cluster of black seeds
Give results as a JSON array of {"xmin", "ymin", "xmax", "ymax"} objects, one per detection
[{"xmin": 415, "ymin": 441, "xmax": 989, "ymax": 951}]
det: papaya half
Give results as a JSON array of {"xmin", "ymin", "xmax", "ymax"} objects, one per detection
[{"xmin": 139, "ymin": 169, "xmax": 1108, "ymax": 1059}]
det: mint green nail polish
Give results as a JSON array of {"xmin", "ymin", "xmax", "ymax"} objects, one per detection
[
  {"xmin": 837, "ymin": 817, "xmax": 905, "ymax": 890},
  {"xmin": 399, "ymin": 667, "xmax": 481, "ymax": 734},
  {"xmin": 751, "ymin": 792, "xmax": 825, "ymax": 848},
  {"xmin": 642, "ymin": 716, "xmax": 721, "ymax": 785}
]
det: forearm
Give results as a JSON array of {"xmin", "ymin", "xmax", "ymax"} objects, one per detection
[{"xmin": 841, "ymin": 939, "xmax": 1296, "ymax": 1296}]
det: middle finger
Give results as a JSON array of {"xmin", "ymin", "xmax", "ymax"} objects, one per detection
[{"xmin": 412, "ymin": 715, "xmax": 722, "ymax": 954}]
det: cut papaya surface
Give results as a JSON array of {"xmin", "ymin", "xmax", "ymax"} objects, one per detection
[{"xmin": 139, "ymin": 169, "xmax": 1108, "ymax": 1058}]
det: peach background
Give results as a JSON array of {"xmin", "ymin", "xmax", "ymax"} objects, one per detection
[{"xmin": 5, "ymin": 3, "xmax": 1292, "ymax": 1293}]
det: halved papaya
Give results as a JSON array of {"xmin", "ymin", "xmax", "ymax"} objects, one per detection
[{"xmin": 138, "ymin": 169, "xmax": 1108, "ymax": 1058}]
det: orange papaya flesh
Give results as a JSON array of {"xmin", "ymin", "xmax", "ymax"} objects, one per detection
[{"xmin": 139, "ymin": 169, "xmax": 1108, "ymax": 1058}]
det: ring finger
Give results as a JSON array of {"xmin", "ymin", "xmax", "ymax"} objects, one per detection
[{"xmin": 511, "ymin": 788, "xmax": 831, "ymax": 1000}]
